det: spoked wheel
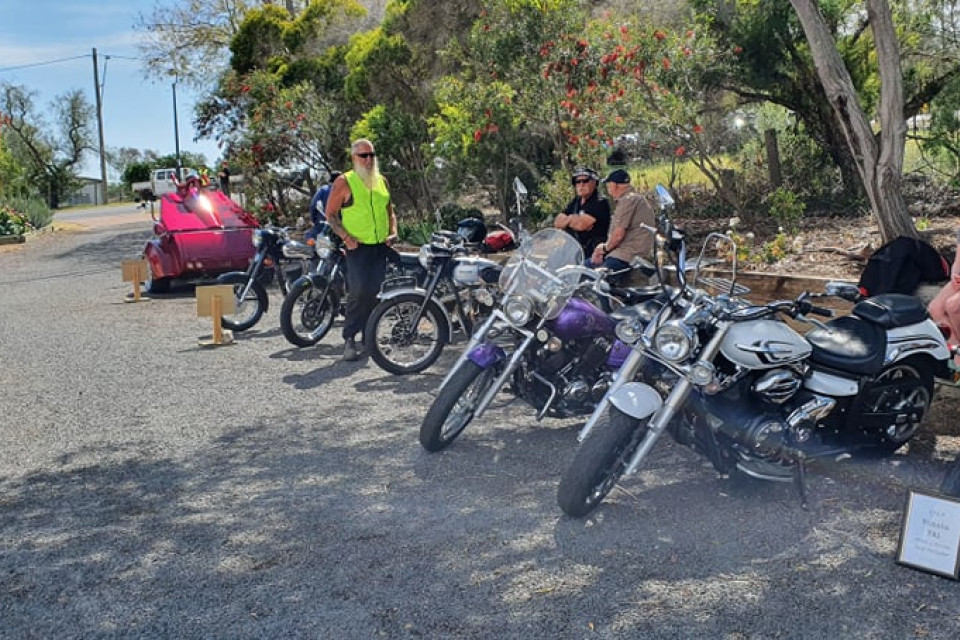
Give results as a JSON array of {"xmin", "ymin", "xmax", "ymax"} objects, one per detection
[
  {"xmin": 217, "ymin": 272, "xmax": 268, "ymax": 332},
  {"xmin": 861, "ymin": 357, "xmax": 934, "ymax": 455},
  {"xmin": 557, "ymin": 406, "xmax": 648, "ymax": 517},
  {"xmin": 280, "ymin": 278, "xmax": 340, "ymax": 347},
  {"xmin": 419, "ymin": 361, "xmax": 495, "ymax": 452},
  {"xmin": 367, "ymin": 293, "xmax": 449, "ymax": 375}
]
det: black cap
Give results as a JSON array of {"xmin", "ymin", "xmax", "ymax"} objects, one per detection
[
  {"xmin": 602, "ymin": 169, "xmax": 631, "ymax": 184},
  {"xmin": 571, "ymin": 166, "xmax": 599, "ymax": 184}
]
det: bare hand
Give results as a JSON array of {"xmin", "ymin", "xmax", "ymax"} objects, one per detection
[
  {"xmin": 386, "ymin": 234, "xmax": 398, "ymax": 247},
  {"xmin": 344, "ymin": 235, "xmax": 359, "ymax": 250}
]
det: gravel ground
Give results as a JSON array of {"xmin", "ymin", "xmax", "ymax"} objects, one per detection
[{"xmin": 3, "ymin": 221, "xmax": 960, "ymax": 639}]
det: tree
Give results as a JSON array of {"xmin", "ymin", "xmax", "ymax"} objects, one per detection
[
  {"xmin": 1, "ymin": 84, "xmax": 93, "ymax": 209},
  {"xmin": 789, "ymin": 0, "xmax": 916, "ymax": 242}
]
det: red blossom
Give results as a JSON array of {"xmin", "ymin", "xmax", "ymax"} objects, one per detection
[
  {"xmin": 620, "ymin": 25, "xmax": 629, "ymax": 37},
  {"xmin": 654, "ymin": 30, "xmax": 666, "ymax": 41},
  {"xmin": 686, "ymin": 30, "xmax": 695, "ymax": 39},
  {"xmin": 675, "ymin": 146, "xmax": 686, "ymax": 156},
  {"xmin": 733, "ymin": 46, "xmax": 743, "ymax": 54},
  {"xmin": 692, "ymin": 124, "xmax": 704, "ymax": 134},
  {"xmin": 473, "ymin": 129, "xmax": 483, "ymax": 142},
  {"xmin": 662, "ymin": 57, "xmax": 671, "ymax": 70}
]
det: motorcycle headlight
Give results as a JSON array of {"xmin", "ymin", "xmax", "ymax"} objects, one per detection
[
  {"xmin": 418, "ymin": 245, "xmax": 433, "ymax": 270},
  {"xmin": 503, "ymin": 295, "xmax": 534, "ymax": 326},
  {"xmin": 615, "ymin": 318, "xmax": 644, "ymax": 345},
  {"xmin": 653, "ymin": 320, "xmax": 698, "ymax": 362},
  {"xmin": 252, "ymin": 230, "xmax": 264, "ymax": 248}
]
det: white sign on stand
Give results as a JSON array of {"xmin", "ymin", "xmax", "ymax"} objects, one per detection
[{"xmin": 896, "ymin": 490, "xmax": 960, "ymax": 579}]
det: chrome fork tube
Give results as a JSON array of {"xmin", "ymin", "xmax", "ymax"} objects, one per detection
[
  {"xmin": 474, "ymin": 330, "xmax": 537, "ymax": 418},
  {"xmin": 577, "ymin": 348, "xmax": 648, "ymax": 443},
  {"xmin": 238, "ymin": 252, "xmax": 263, "ymax": 300},
  {"xmin": 438, "ymin": 312, "xmax": 499, "ymax": 391}
]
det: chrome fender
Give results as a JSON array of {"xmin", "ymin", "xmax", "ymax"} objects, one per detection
[
  {"xmin": 376, "ymin": 287, "xmax": 453, "ymax": 329},
  {"xmin": 609, "ymin": 382, "xmax": 663, "ymax": 420}
]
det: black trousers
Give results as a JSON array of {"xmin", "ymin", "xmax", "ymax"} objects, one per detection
[{"xmin": 342, "ymin": 243, "xmax": 390, "ymax": 341}]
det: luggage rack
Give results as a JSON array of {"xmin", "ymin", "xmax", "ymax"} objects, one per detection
[{"xmin": 697, "ymin": 276, "xmax": 751, "ymax": 297}]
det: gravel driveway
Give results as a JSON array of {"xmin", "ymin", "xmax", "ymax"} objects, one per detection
[{"xmin": 3, "ymin": 222, "xmax": 960, "ymax": 639}]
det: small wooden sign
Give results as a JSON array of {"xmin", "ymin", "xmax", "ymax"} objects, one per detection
[
  {"xmin": 896, "ymin": 489, "xmax": 960, "ymax": 579},
  {"xmin": 121, "ymin": 260, "xmax": 150, "ymax": 302},
  {"xmin": 195, "ymin": 284, "xmax": 236, "ymax": 347}
]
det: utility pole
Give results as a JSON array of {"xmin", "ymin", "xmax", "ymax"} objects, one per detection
[
  {"xmin": 91, "ymin": 48, "xmax": 109, "ymax": 204},
  {"xmin": 172, "ymin": 77, "xmax": 182, "ymax": 180}
]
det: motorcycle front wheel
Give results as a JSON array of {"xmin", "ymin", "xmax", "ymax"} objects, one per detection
[
  {"xmin": 366, "ymin": 293, "xmax": 449, "ymax": 375},
  {"xmin": 280, "ymin": 277, "xmax": 340, "ymax": 347},
  {"xmin": 557, "ymin": 406, "xmax": 648, "ymax": 517},
  {"xmin": 419, "ymin": 361, "xmax": 495, "ymax": 452},
  {"xmin": 217, "ymin": 272, "xmax": 268, "ymax": 332}
]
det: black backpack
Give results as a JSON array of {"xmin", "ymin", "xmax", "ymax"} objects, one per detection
[{"xmin": 857, "ymin": 236, "xmax": 950, "ymax": 297}]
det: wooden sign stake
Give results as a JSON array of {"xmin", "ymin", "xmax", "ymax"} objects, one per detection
[
  {"xmin": 121, "ymin": 260, "xmax": 150, "ymax": 303},
  {"xmin": 196, "ymin": 284, "xmax": 236, "ymax": 347}
]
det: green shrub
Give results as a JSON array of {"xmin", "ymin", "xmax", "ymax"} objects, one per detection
[
  {"xmin": 2, "ymin": 196, "xmax": 53, "ymax": 230},
  {"xmin": 766, "ymin": 187, "xmax": 805, "ymax": 234}
]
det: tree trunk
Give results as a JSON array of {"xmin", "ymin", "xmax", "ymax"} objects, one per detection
[
  {"xmin": 789, "ymin": 0, "xmax": 916, "ymax": 243},
  {"xmin": 763, "ymin": 129, "xmax": 783, "ymax": 188}
]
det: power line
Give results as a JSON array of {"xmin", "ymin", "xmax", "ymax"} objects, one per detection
[{"xmin": 0, "ymin": 55, "xmax": 89, "ymax": 74}]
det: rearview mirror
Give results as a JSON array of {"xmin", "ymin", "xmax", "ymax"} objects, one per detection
[
  {"xmin": 513, "ymin": 177, "xmax": 528, "ymax": 198},
  {"xmin": 655, "ymin": 184, "xmax": 674, "ymax": 210}
]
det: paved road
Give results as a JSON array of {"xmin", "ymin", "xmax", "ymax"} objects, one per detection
[
  {"xmin": 54, "ymin": 202, "xmax": 157, "ymax": 230},
  {"xmin": 2, "ymin": 224, "xmax": 960, "ymax": 638}
]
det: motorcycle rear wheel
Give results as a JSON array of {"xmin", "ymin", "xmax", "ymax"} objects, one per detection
[
  {"xmin": 557, "ymin": 406, "xmax": 648, "ymax": 517},
  {"xmin": 861, "ymin": 357, "xmax": 934, "ymax": 456},
  {"xmin": 419, "ymin": 361, "xmax": 494, "ymax": 452},
  {"xmin": 217, "ymin": 273, "xmax": 268, "ymax": 332},
  {"xmin": 280, "ymin": 277, "xmax": 340, "ymax": 347},
  {"xmin": 366, "ymin": 293, "xmax": 448, "ymax": 375}
]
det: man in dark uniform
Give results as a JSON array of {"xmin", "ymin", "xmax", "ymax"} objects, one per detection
[{"xmin": 553, "ymin": 166, "xmax": 611, "ymax": 255}]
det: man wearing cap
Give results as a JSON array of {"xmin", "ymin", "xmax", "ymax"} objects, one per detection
[
  {"xmin": 553, "ymin": 166, "xmax": 610, "ymax": 255},
  {"xmin": 589, "ymin": 169, "xmax": 655, "ymax": 271}
]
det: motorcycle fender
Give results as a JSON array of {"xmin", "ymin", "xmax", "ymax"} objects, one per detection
[
  {"xmin": 467, "ymin": 343, "xmax": 506, "ymax": 369},
  {"xmin": 609, "ymin": 383, "xmax": 663, "ymax": 420},
  {"xmin": 378, "ymin": 285, "xmax": 429, "ymax": 301}
]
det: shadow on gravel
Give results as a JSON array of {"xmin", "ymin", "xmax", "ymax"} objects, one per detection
[
  {"xmin": 53, "ymin": 230, "xmax": 149, "ymax": 265},
  {"xmin": 4, "ymin": 407, "xmax": 960, "ymax": 637}
]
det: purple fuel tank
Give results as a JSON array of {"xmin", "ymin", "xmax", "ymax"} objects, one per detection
[{"xmin": 547, "ymin": 297, "xmax": 616, "ymax": 340}]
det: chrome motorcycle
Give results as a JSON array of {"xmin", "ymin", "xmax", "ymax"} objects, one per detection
[
  {"xmin": 419, "ymin": 228, "xmax": 659, "ymax": 452},
  {"xmin": 558, "ymin": 214, "xmax": 953, "ymax": 518}
]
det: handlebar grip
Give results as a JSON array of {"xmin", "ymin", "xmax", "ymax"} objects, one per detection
[{"xmin": 807, "ymin": 304, "xmax": 834, "ymax": 318}]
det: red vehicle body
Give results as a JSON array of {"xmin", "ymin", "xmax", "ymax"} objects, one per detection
[{"xmin": 142, "ymin": 186, "xmax": 259, "ymax": 293}]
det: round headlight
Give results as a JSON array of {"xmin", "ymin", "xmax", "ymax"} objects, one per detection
[
  {"xmin": 654, "ymin": 320, "xmax": 697, "ymax": 362},
  {"xmin": 252, "ymin": 231, "xmax": 263, "ymax": 248},
  {"xmin": 615, "ymin": 318, "xmax": 643, "ymax": 344},
  {"xmin": 503, "ymin": 295, "xmax": 534, "ymax": 326},
  {"xmin": 418, "ymin": 245, "xmax": 433, "ymax": 270}
]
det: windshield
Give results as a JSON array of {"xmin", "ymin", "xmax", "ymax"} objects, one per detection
[{"xmin": 498, "ymin": 229, "xmax": 584, "ymax": 318}]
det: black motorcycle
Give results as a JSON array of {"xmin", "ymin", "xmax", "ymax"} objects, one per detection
[
  {"xmin": 218, "ymin": 225, "xmax": 314, "ymax": 332},
  {"xmin": 280, "ymin": 223, "xmax": 422, "ymax": 348},
  {"xmin": 364, "ymin": 229, "xmax": 504, "ymax": 375}
]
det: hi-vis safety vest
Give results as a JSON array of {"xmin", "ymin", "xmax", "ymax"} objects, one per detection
[{"xmin": 341, "ymin": 170, "xmax": 390, "ymax": 244}]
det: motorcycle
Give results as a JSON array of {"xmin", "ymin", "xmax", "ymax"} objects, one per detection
[
  {"xmin": 418, "ymin": 227, "xmax": 660, "ymax": 452},
  {"xmin": 279, "ymin": 222, "xmax": 423, "ymax": 348},
  {"xmin": 217, "ymin": 225, "xmax": 315, "ymax": 332},
  {"xmin": 364, "ymin": 226, "xmax": 509, "ymax": 375},
  {"xmin": 557, "ymin": 199, "xmax": 954, "ymax": 517}
]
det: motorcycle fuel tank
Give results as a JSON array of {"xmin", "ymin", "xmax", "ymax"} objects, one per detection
[
  {"xmin": 453, "ymin": 257, "xmax": 502, "ymax": 286},
  {"xmin": 548, "ymin": 297, "xmax": 616, "ymax": 340},
  {"xmin": 720, "ymin": 319, "xmax": 812, "ymax": 369}
]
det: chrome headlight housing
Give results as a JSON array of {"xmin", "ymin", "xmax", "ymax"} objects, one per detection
[
  {"xmin": 252, "ymin": 230, "xmax": 264, "ymax": 248},
  {"xmin": 418, "ymin": 244, "xmax": 433, "ymax": 270},
  {"xmin": 314, "ymin": 236, "xmax": 334, "ymax": 259},
  {"xmin": 653, "ymin": 320, "xmax": 698, "ymax": 362},
  {"xmin": 615, "ymin": 318, "xmax": 644, "ymax": 345},
  {"xmin": 503, "ymin": 295, "xmax": 534, "ymax": 326}
]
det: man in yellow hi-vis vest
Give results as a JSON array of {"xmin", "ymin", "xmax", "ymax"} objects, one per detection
[{"xmin": 326, "ymin": 139, "xmax": 399, "ymax": 361}]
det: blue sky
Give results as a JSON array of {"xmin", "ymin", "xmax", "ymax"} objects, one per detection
[{"xmin": 0, "ymin": 0, "xmax": 222, "ymax": 179}]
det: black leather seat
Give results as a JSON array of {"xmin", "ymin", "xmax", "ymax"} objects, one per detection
[
  {"xmin": 852, "ymin": 293, "xmax": 928, "ymax": 329},
  {"xmin": 806, "ymin": 315, "xmax": 887, "ymax": 375}
]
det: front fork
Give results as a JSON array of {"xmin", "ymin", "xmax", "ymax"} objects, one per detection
[{"xmin": 237, "ymin": 251, "xmax": 265, "ymax": 300}]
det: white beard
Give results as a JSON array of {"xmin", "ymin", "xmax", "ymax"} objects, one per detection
[{"xmin": 355, "ymin": 162, "xmax": 380, "ymax": 189}]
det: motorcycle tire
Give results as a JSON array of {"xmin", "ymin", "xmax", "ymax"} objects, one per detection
[
  {"xmin": 366, "ymin": 293, "xmax": 449, "ymax": 375},
  {"xmin": 860, "ymin": 356, "xmax": 934, "ymax": 456},
  {"xmin": 419, "ymin": 361, "xmax": 495, "ymax": 452},
  {"xmin": 280, "ymin": 277, "xmax": 340, "ymax": 347},
  {"xmin": 557, "ymin": 406, "xmax": 648, "ymax": 518},
  {"xmin": 217, "ymin": 272, "xmax": 268, "ymax": 332},
  {"xmin": 144, "ymin": 267, "xmax": 170, "ymax": 294}
]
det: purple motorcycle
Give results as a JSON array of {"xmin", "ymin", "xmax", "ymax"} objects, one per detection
[{"xmin": 419, "ymin": 228, "xmax": 658, "ymax": 452}]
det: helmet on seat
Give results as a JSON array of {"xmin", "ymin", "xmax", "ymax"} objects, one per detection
[{"xmin": 456, "ymin": 217, "xmax": 487, "ymax": 245}]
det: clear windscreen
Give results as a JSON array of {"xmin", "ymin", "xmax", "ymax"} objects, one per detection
[{"xmin": 498, "ymin": 229, "xmax": 584, "ymax": 308}]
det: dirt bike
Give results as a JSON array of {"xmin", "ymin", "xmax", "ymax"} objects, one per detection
[
  {"xmin": 557, "ymin": 189, "xmax": 954, "ymax": 517},
  {"xmin": 218, "ymin": 225, "xmax": 315, "ymax": 332}
]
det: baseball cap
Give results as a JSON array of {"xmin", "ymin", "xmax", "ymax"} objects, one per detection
[{"xmin": 602, "ymin": 169, "xmax": 631, "ymax": 184}]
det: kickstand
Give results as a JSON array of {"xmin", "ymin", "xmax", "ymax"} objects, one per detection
[{"xmin": 794, "ymin": 458, "xmax": 809, "ymax": 510}]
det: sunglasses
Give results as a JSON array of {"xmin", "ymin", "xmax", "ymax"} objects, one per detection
[
  {"xmin": 355, "ymin": 152, "xmax": 376, "ymax": 159},
  {"xmin": 573, "ymin": 179, "xmax": 592, "ymax": 185}
]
